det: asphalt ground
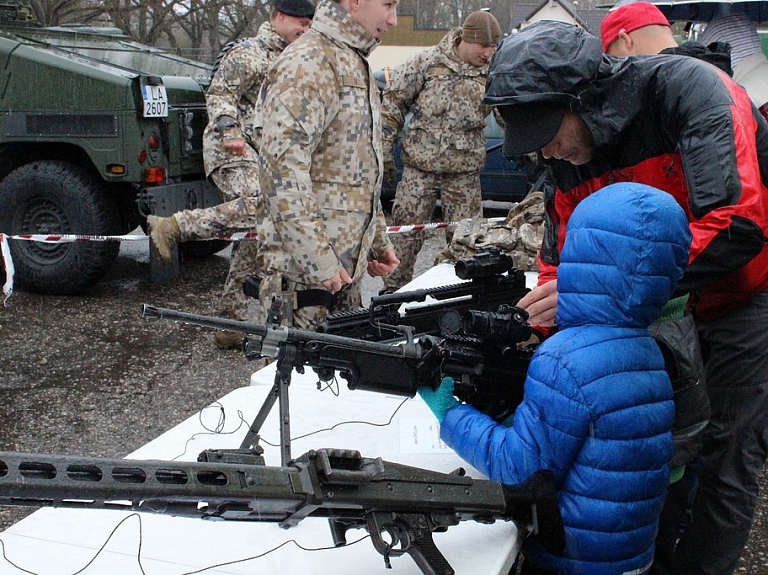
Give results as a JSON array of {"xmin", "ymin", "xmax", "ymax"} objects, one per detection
[{"xmin": 0, "ymin": 232, "xmax": 766, "ymax": 573}]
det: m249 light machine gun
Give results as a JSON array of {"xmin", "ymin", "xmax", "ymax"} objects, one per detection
[
  {"xmin": 141, "ymin": 249, "xmax": 536, "ymax": 467},
  {"xmin": 141, "ymin": 295, "xmax": 533, "ymax": 467},
  {"xmin": 0, "ymin": 448, "xmax": 565, "ymax": 575}
]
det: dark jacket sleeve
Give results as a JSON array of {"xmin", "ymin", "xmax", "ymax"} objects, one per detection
[{"xmin": 657, "ymin": 64, "xmax": 767, "ymax": 293}]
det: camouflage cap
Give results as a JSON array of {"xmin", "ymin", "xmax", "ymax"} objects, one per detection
[
  {"xmin": 462, "ymin": 11, "xmax": 502, "ymax": 46},
  {"xmin": 274, "ymin": 0, "xmax": 315, "ymax": 18}
]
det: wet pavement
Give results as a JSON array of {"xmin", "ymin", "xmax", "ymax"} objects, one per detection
[{"xmin": 0, "ymin": 235, "xmax": 766, "ymax": 573}]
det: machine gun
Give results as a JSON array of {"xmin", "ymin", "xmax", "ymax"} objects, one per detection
[
  {"xmin": 142, "ymin": 248, "xmax": 535, "ymax": 467},
  {"xmin": 0, "ymin": 447, "xmax": 565, "ymax": 575},
  {"xmin": 142, "ymin": 295, "xmax": 533, "ymax": 467},
  {"xmin": 317, "ymin": 247, "xmax": 531, "ymax": 342}
]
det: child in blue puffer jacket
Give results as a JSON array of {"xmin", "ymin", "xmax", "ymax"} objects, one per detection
[{"xmin": 419, "ymin": 183, "xmax": 691, "ymax": 574}]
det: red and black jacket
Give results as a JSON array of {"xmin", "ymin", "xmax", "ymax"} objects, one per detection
[{"xmin": 536, "ymin": 55, "xmax": 768, "ymax": 321}]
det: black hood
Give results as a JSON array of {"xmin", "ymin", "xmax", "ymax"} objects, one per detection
[
  {"xmin": 484, "ymin": 21, "xmax": 603, "ymax": 108},
  {"xmin": 483, "ymin": 20, "xmax": 675, "ymax": 153}
]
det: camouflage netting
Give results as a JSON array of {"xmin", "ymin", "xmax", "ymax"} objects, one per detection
[{"xmin": 436, "ymin": 190, "xmax": 545, "ymax": 271}]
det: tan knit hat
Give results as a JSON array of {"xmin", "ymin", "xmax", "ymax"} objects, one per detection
[{"xmin": 462, "ymin": 11, "xmax": 502, "ymax": 46}]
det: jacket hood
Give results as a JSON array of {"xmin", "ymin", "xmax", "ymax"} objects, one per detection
[
  {"xmin": 484, "ymin": 21, "xmax": 603, "ymax": 108},
  {"xmin": 484, "ymin": 20, "xmax": 671, "ymax": 150},
  {"xmin": 556, "ymin": 183, "xmax": 691, "ymax": 329}
]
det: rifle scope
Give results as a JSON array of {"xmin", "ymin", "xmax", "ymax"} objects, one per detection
[
  {"xmin": 463, "ymin": 305, "xmax": 532, "ymax": 343},
  {"xmin": 454, "ymin": 246, "xmax": 515, "ymax": 280}
]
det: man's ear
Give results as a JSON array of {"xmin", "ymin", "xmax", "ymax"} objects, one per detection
[{"xmin": 617, "ymin": 30, "xmax": 634, "ymax": 53}]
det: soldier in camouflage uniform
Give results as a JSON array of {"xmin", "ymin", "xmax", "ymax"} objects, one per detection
[
  {"xmin": 381, "ymin": 11, "xmax": 502, "ymax": 291},
  {"xmin": 147, "ymin": 0, "xmax": 314, "ymax": 349},
  {"xmin": 253, "ymin": 0, "xmax": 400, "ymax": 330}
]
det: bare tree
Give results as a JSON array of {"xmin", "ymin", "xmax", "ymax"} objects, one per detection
[
  {"xmin": 26, "ymin": 0, "xmax": 103, "ymax": 27},
  {"xmin": 411, "ymin": 0, "xmax": 511, "ymax": 35},
  {"xmin": 18, "ymin": 0, "xmax": 272, "ymax": 63}
]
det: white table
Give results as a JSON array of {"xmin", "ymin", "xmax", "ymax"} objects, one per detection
[{"xmin": 0, "ymin": 264, "xmax": 537, "ymax": 575}]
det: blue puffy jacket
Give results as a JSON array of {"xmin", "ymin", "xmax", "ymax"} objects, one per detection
[{"xmin": 440, "ymin": 183, "xmax": 691, "ymax": 574}]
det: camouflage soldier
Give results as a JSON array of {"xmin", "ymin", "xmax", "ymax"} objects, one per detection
[
  {"xmin": 381, "ymin": 11, "xmax": 501, "ymax": 291},
  {"xmin": 147, "ymin": 0, "xmax": 314, "ymax": 349},
  {"xmin": 254, "ymin": 0, "xmax": 400, "ymax": 331}
]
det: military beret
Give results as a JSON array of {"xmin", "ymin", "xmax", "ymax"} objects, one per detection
[{"xmin": 274, "ymin": 0, "xmax": 315, "ymax": 18}]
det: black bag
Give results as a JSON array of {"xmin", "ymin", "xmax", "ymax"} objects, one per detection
[{"xmin": 649, "ymin": 312, "xmax": 711, "ymax": 468}]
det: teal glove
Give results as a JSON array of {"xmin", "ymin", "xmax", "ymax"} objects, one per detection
[
  {"xmin": 500, "ymin": 412, "xmax": 515, "ymax": 427},
  {"xmin": 418, "ymin": 376, "xmax": 460, "ymax": 423}
]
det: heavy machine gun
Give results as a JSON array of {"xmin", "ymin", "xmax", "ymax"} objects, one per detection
[{"xmin": 0, "ymin": 447, "xmax": 565, "ymax": 575}]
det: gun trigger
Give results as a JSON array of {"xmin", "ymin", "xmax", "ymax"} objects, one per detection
[{"xmin": 383, "ymin": 544, "xmax": 393, "ymax": 569}]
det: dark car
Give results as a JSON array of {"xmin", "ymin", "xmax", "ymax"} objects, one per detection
[{"xmin": 375, "ymin": 69, "xmax": 532, "ymax": 209}]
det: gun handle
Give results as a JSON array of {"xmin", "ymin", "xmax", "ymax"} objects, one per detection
[
  {"xmin": 366, "ymin": 512, "xmax": 454, "ymax": 575},
  {"xmin": 407, "ymin": 531, "xmax": 455, "ymax": 575}
]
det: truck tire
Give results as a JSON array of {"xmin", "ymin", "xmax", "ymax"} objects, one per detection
[{"xmin": 0, "ymin": 161, "xmax": 121, "ymax": 295}]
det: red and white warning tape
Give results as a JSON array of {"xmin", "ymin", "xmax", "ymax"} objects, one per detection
[
  {"xmin": 0, "ymin": 217, "xmax": 506, "ymax": 302},
  {"xmin": 1, "ymin": 234, "xmax": 14, "ymax": 305}
]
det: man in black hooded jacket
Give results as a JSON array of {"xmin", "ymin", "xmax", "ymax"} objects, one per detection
[{"xmin": 489, "ymin": 20, "xmax": 768, "ymax": 575}]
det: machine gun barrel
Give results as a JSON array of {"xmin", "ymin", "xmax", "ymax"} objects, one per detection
[
  {"xmin": 142, "ymin": 303, "xmax": 440, "ymax": 398},
  {"xmin": 142, "ymin": 304, "xmax": 425, "ymax": 361},
  {"xmin": 0, "ymin": 448, "xmax": 565, "ymax": 574}
]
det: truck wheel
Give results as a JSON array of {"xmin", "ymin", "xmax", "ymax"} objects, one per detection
[{"xmin": 0, "ymin": 161, "xmax": 121, "ymax": 295}]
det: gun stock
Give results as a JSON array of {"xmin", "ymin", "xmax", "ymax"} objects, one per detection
[{"xmin": 0, "ymin": 448, "xmax": 565, "ymax": 574}]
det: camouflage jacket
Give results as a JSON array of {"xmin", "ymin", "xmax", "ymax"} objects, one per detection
[
  {"xmin": 255, "ymin": 0, "xmax": 391, "ymax": 286},
  {"xmin": 381, "ymin": 27, "xmax": 493, "ymax": 174},
  {"xmin": 202, "ymin": 21, "xmax": 287, "ymax": 176}
]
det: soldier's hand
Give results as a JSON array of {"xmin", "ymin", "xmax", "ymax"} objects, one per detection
[
  {"xmin": 516, "ymin": 279, "xmax": 558, "ymax": 327},
  {"xmin": 383, "ymin": 159, "xmax": 398, "ymax": 188},
  {"xmin": 322, "ymin": 267, "xmax": 353, "ymax": 293},
  {"xmin": 367, "ymin": 247, "xmax": 399, "ymax": 277},
  {"xmin": 223, "ymin": 138, "xmax": 247, "ymax": 157}
]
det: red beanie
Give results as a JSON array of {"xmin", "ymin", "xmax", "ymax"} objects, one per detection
[{"xmin": 600, "ymin": 2, "xmax": 670, "ymax": 52}]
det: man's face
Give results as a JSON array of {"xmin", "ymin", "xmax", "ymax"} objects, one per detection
[
  {"xmin": 540, "ymin": 111, "xmax": 595, "ymax": 165},
  {"xmin": 458, "ymin": 40, "xmax": 496, "ymax": 67},
  {"xmin": 352, "ymin": 0, "xmax": 398, "ymax": 40},
  {"xmin": 274, "ymin": 12, "xmax": 312, "ymax": 43}
]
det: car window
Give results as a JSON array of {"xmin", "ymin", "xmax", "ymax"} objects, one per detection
[{"xmin": 484, "ymin": 113, "xmax": 504, "ymax": 139}]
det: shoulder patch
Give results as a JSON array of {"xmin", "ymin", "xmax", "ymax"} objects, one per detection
[
  {"xmin": 341, "ymin": 75, "xmax": 366, "ymax": 89},
  {"xmin": 426, "ymin": 66, "xmax": 451, "ymax": 76}
]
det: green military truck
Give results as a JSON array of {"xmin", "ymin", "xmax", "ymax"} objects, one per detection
[{"xmin": 0, "ymin": 5, "xmax": 224, "ymax": 294}]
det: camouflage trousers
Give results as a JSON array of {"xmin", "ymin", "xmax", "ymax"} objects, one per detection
[
  {"xmin": 175, "ymin": 163, "xmax": 263, "ymax": 320},
  {"xmin": 384, "ymin": 165, "xmax": 482, "ymax": 291},
  {"xmin": 255, "ymin": 272, "xmax": 362, "ymax": 331}
]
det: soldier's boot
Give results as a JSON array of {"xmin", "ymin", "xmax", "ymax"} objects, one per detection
[
  {"xmin": 147, "ymin": 215, "xmax": 181, "ymax": 263},
  {"xmin": 213, "ymin": 330, "xmax": 244, "ymax": 350}
]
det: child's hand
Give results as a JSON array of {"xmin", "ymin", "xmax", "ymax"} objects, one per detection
[{"xmin": 418, "ymin": 377, "xmax": 460, "ymax": 422}]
